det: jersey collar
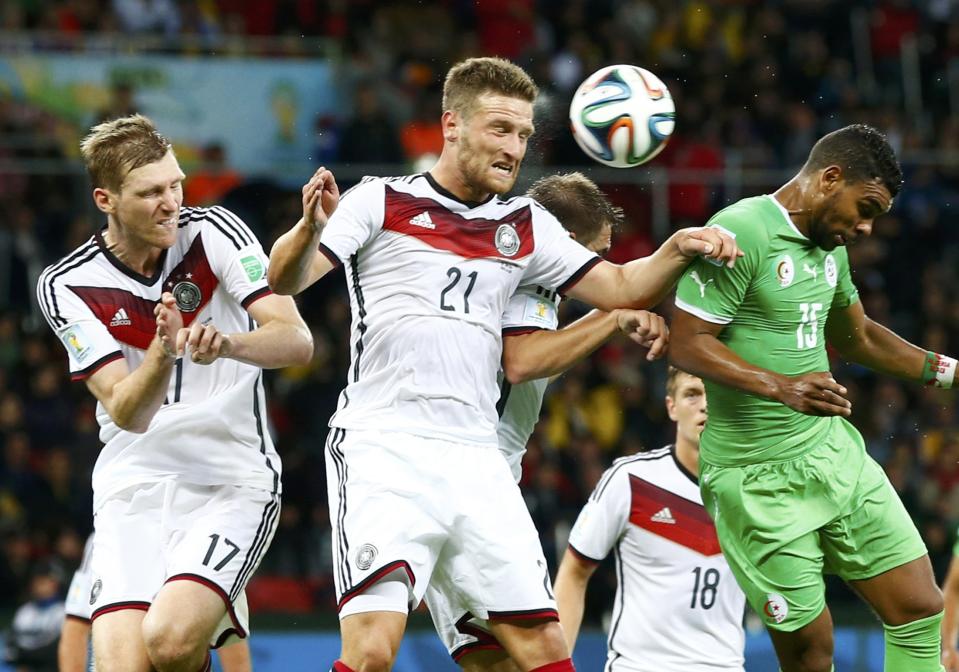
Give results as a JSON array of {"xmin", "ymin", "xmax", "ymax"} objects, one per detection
[
  {"xmin": 424, "ymin": 172, "xmax": 496, "ymax": 209},
  {"xmin": 670, "ymin": 444, "xmax": 699, "ymax": 485},
  {"xmin": 95, "ymin": 228, "xmax": 167, "ymax": 286},
  {"xmin": 764, "ymin": 194, "xmax": 808, "ymax": 240}
]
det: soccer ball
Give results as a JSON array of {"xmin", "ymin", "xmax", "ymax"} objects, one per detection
[{"xmin": 569, "ymin": 65, "xmax": 675, "ymax": 168}]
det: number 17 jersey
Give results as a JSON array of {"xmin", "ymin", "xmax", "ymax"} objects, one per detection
[{"xmin": 674, "ymin": 195, "xmax": 860, "ymax": 467}]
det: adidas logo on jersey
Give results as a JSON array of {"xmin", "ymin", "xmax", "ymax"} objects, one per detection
[
  {"xmin": 409, "ymin": 211, "xmax": 435, "ymax": 229},
  {"xmin": 651, "ymin": 507, "xmax": 676, "ymax": 524},
  {"xmin": 110, "ymin": 308, "xmax": 132, "ymax": 327}
]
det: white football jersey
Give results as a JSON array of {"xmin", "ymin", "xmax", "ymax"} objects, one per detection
[
  {"xmin": 319, "ymin": 174, "xmax": 599, "ymax": 446},
  {"xmin": 568, "ymin": 446, "xmax": 746, "ymax": 672},
  {"xmin": 64, "ymin": 533, "xmax": 95, "ymax": 621},
  {"xmin": 496, "ymin": 284, "xmax": 561, "ymax": 480},
  {"xmin": 38, "ymin": 206, "xmax": 281, "ymax": 512}
]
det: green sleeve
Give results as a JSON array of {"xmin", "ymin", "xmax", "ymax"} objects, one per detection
[
  {"xmin": 831, "ymin": 248, "xmax": 859, "ymax": 309},
  {"xmin": 675, "ymin": 207, "xmax": 768, "ymax": 324}
]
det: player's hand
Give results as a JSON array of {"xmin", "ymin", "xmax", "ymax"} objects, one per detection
[
  {"xmin": 174, "ymin": 313, "xmax": 232, "ymax": 365},
  {"xmin": 943, "ymin": 646, "xmax": 959, "ymax": 672},
  {"xmin": 616, "ymin": 309, "xmax": 669, "ymax": 361},
  {"xmin": 154, "ymin": 292, "xmax": 183, "ymax": 359},
  {"xmin": 302, "ymin": 166, "xmax": 339, "ymax": 233},
  {"xmin": 776, "ymin": 371, "xmax": 852, "ymax": 417},
  {"xmin": 675, "ymin": 227, "xmax": 743, "ymax": 268}
]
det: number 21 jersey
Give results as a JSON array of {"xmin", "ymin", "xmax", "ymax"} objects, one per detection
[{"xmin": 319, "ymin": 173, "xmax": 599, "ymax": 446}]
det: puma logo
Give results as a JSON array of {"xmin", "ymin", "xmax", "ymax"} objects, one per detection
[
  {"xmin": 690, "ymin": 271, "xmax": 714, "ymax": 298},
  {"xmin": 803, "ymin": 263, "xmax": 818, "ymax": 280}
]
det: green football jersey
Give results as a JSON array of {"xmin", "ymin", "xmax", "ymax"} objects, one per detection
[{"xmin": 675, "ymin": 195, "xmax": 860, "ymax": 466}]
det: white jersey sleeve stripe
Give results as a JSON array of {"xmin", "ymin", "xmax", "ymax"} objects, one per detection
[
  {"xmin": 204, "ymin": 208, "xmax": 247, "ymax": 251},
  {"xmin": 37, "ymin": 243, "xmax": 99, "ymax": 327},
  {"xmin": 556, "ymin": 256, "xmax": 602, "ymax": 295},
  {"xmin": 210, "ymin": 206, "xmax": 255, "ymax": 246}
]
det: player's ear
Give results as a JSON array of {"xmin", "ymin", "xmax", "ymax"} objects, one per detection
[
  {"xmin": 92, "ymin": 187, "xmax": 116, "ymax": 215},
  {"xmin": 442, "ymin": 110, "xmax": 459, "ymax": 143},
  {"xmin": 665, "ymin": 395, "xmax": 678, "ymax": 422},
  {"xmin": 820, "ymin": 165, "xmax": 842, "ymax": 193}
]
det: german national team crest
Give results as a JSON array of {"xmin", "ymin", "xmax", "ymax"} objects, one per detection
[
  {"xmin": 172, "ymin": 281, "xmax": 202, "ymax": 312},
  {"xmin": 355, "ymin": 544, "xmax": 378, "ymax": 570},
  {"xmin": 495, "ymin": 224, "xmax": 521, "ymax": 257},
  {"xmin": 90, "ymin": 578, "xmax": 102, "ymax": 605}
]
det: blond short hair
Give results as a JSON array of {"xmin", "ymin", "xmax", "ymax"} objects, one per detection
[
  {"xmin": 79, "ymin": 114, "xmax": 172, "ymax": 192},
  {"xmin": 527, "ymin": 172, "xmax": 624, "ymax": 244},
  {"xmin": 442, "ymin": 57, "xmax": 538, "ymax": 119}
]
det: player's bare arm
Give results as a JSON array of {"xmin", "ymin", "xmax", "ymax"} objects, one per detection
[
  {"xmin": 502, "ymin": 309, "xmax": 667, "ymax": 384},
  {"xmin": 826, "ymin": 300, "xmax": 956, "ymax": 387},
  {"xmin": 58, "ymin": 618, "xmax": 90, "ymax": 672},
  {"xmin": 566, "ymin": 227, "xmax": 742, "ymax": 311},
  {"xmin": 669, "ymin": 308, "xmax": 853, "ymax": 417},
  {"xmin": 173, "ymin": 292, "xmax": 313, "ymax": 368},
  {"xmin": 942, "ymin": 555, "xmax": 959, "ymax": 672},
  {"xmin": 268, "ymin": 166, "xmax": 340, "ymax": 295},
  {"xmin": 83, "ymin": 295, "xmax": 182, "ymax": 433},
  {"xmin": 553, "ymin": 549, "xmax": 599, "ymax": 654}
]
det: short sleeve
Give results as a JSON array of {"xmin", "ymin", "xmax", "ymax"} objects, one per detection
[
  {"xmin": 319, "ymin": 178, "xmax": 386, "ymax": 264},
  {"xmin": 520, "ymin": 205, "xmax": 600, "ymax": 294},
  {"xmin": 502, "ymin": 285, "xmax": 559, "ymax": 335},
  {"xmin": 674, "ymin": 208, "xmax": 769, "ymax": 324},
  {"xmin": 567, "ymin": 465, "xmax": 630, "ymax": 563},
  {"xmin": 201, "ymin": 206, "xmax": 273, "ymax": 309},
  {"xmin": 37, "ymin": 270, "xmax": 124, "ymax": 381},
  {"xmin": 830, "ymin": 248, "xmax": 859, "ymax": 309}
]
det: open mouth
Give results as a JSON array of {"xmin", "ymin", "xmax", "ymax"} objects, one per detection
[
  {"xmin": 492, "ymin": 162, "xmax": 513, "ymax": 177},
  {"xmin": 158, "ymin": 216, "xmax": 177, "ymax": 227}
]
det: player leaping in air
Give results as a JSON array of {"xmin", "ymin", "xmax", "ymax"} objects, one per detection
[
  {"xmin": 671, "ymin": 124, "xmax": 949, "ymax": 672},
  {"xmin": 269, "ymin": 57, "xmax": 739, "ymax": 672}
]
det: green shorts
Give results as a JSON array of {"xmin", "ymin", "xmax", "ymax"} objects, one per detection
[{"xmin": 700, "ymin": 417, "xmax": 927, "ymax": 632}]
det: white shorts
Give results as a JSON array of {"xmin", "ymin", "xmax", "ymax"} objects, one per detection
[
  {"xmin": 325, "ymin": 428, "xmax": 557, "ymax": 624},
  {"xmin": 90, "ymin": 480, "xmax": 279, "ymax": 648}
]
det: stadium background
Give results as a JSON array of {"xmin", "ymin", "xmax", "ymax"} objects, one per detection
[{"xmin": 1, "ymin": 0, "xmax": 957, "ymax": 669}]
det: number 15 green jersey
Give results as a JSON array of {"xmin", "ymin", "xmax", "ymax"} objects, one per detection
[{"xmin": 674, "ymin": 195, "xmax": 860, "ymax": 467}]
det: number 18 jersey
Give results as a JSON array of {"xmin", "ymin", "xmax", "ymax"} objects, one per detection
[
  {"xmin": 568, "ymin": 446, "xmax": 745, "ymax": 672},
  {"xmin": 674, "ymin": 195, "xmax": 860, "ymax": 467}
]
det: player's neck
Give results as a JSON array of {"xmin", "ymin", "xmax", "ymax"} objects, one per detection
[
  {"xmin": 772, "ymin": 178, "xmax": 813, "ymax": 238},
  {"xmin": 428, "ymin": 157, "xmax": 491, "ymax": 204},
  {"xmin": 103, "ymin": 223, "xmax": 164, "ymax": 277},
  {"xmin": 674, "ymin": 438, "xmax": 700, "ymax": 478}
]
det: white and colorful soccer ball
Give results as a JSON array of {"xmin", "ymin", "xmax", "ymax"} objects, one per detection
[{"xmin": 569, "ymin": 64, "xmax": 676, "ymax": 168}]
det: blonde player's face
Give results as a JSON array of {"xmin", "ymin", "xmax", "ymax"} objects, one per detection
[
  {"xmin": 113, "ymin": 150, "xmax": 185, "ymax": 250},
  {"xmin": 456, "ymin": 93, "xmax": 534, "ymax": 197},
  {"xmin": 667, "ymin": 373, "xmax": 707, "ymax": 448}
]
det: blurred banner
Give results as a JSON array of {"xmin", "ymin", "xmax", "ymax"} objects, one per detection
[{"xmin": 0, "ymin": 55, "xmax": 335, "ymax": 175}]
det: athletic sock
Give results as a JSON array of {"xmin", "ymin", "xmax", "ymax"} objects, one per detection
[
  {"xmin": 529, "ymin": 660, "xmax": 575, "ymax": 672},
  {"xmin": 883, "ymin": 611, "xmax": 946, "ymax": 671},
  {"xmin": 332, "ymin": 662, "xmax": 356, "ymax": 672}
]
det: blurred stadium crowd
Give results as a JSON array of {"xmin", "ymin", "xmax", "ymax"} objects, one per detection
[{"xmin": 3, "ymin": 0, "xmax": 959, "ymax": 644}]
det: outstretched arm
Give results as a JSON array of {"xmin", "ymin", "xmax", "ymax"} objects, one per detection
[
  {"xmin": 554, "ymin": 548, "xmax": 599, "ymax": 653},
  {"xmin": 566, "ymin": 228, "xmax": 742, "ymax": 311},
  {"xmin": 669, "ymin": 308, "xmax": 853, "ymax": 417},
  {"xmin": 826, "ymin": 300, "xmax": 956, "ymax": 387},
  {"xmin": 268, "ymin": 167, "xmax": 340, "ymax": 295},
  {"xmin": 502, "ymin": 309, "xmax": 667, "ymax": 384}
]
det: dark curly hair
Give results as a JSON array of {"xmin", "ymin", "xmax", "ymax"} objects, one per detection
[{"xmin": 802, "ymin": 124, "xmax": 903, "ymax": 197}]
